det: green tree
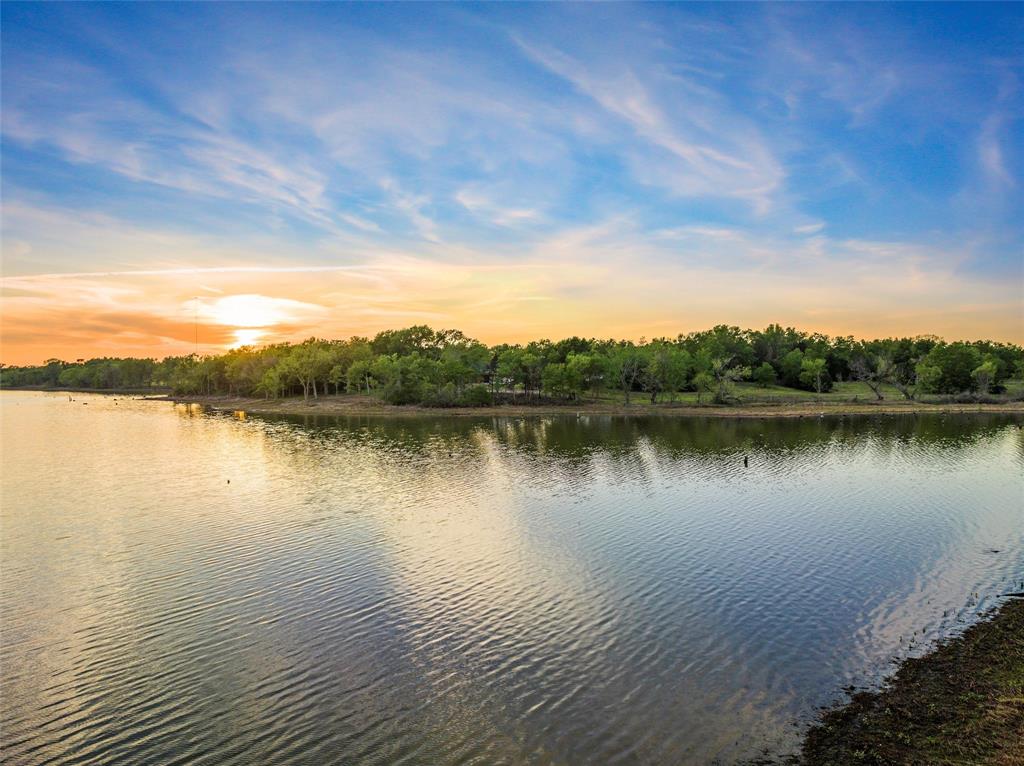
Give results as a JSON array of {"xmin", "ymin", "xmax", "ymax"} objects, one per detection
[
  {"xmin": 346, "ymin": 359, "xmax": 377, "ymax": 394},
  {"xmin": 327, "ymin": 338, "xmax": 372, "ymax": 394},
  {"xmin": 914, "ymin": 361, "xmax": 942, "ymax": 394},
  {"xmin": 376, "ymin": 354, "xmax": 442, "ymax": 405},
  {"xmin": 606, "ymin": 344, "xmax": 644, "ymax": 405},
  {"xmin": 779, "ymin": 348, "xmax": 805, "ymax": 388},
  {"xmin": 917, "ymin": 343, "xmax": 982, "ymax": 393},
  {"xmin": 710, "ymin": 357, "xmax": 749, "ymax": 403},
  {"xmin": 750, "ymin": 323, "xmax": 796, "ymax": 367},
  {"xmin": 799, "ymin": 357, "xmax": 827, "ymax": 394},
  {"xmin": 693, "ymin": 371, "xmax": 716, "ymax": 404},
  {"xmin": 850, "ymin": 349, "xmax": 895, "ymax": 401},
  {"xmin": 281, "ymin": 342, "xmax": 333, "ymax": 402},
  {"xmin": 972, "ymin": 359, "xmax": 998, "ymax": 394},
  {"xmin": 43, "ymin": 359, "xmax": 65, "ymax": 387},
  {"xmin": 542, "ymin": 362, "xmax": 582, "ymax": 400},
  {"xmin": 752, "ymin": 362, "xmax": 777, "ymax": 388},
  {"xmin": 495, "ymin": 347, "xmax": 544, "ymax": 400},
  {"xmin": 255, "ymin": 366, "xmax": 284, "ymax": 399},
  {"xmin": 371, "ymin": 326, "xmax": 440, "ymax": 358},
  {"xmin": 642, "ymin": 343, "xmax": 692, "ymax": 403},
  {"xmin": 440, "ymin": 341, "xmax": 489, "ymax": 394},
  {"xmin": 566, "ymin": 353, "xmax": 606, "ymax": 401}
]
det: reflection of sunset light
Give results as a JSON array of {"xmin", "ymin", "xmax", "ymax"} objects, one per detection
[{"xmin": 231, "ymin": 328, "xmax": 265, "ymax": 347}]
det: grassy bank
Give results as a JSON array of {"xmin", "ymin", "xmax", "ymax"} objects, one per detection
[
  {"xmin": 800, "ymin": 598, "xmax": 1024, "ymax": 766},
  {"xmin": 158, "ymin": 390, "xmax": 1024, "ymax": 419}
]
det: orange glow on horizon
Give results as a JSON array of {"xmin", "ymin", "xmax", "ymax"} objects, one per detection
[
  {"xmin": 1, "ymin": 245, "xmax": 1021, "ymax": 365},
  {"xmin": 2, "ymin": 271, "xmax": 1021, "ymax": 366}
]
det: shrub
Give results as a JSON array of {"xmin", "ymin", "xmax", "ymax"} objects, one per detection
[
  {"xmin": 460, "ymin": 386, "xmax": 493, "ymax": 407},
  {"xmin": 382, "ymin": 379, "xmax": 426, "ymax": 405},
  {"xmin": 752, "ymin": 362, "xmax": 777, "ymax": 387},
  {"xmin": 952, "ymin": 391, "xmax": 1001, "ymax": 404},
  {"xmin": 420, "ymin": 382, "xmax": 459, "ymax": 407}
]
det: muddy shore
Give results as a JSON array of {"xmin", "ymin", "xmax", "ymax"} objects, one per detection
[{"xmin": 799, "ymin": 597, "xmax": 1024, "ymax": 765}]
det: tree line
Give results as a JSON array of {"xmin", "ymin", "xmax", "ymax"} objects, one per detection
[{"xmin": 2, "ymin": 324, "xmax": 1021, "ymax": 406}]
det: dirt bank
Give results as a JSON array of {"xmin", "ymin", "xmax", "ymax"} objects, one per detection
[
  {"xmin": 800, "ymin": 598, "xmax": 1024, "ymax": 765},
  {"xmin": 155, "ymin": 393, "xmax": 1024, "ymax": 420}
]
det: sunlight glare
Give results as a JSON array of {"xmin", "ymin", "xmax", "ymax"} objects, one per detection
[
  {"xmin": 208, "ymin": 294, "xmax": 292, "ymax": 327},
  {"xmin": 231, "ymin": 328, "xmax": 265, "ymax": 348}
]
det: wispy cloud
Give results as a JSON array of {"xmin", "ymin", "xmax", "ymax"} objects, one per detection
[
  {"xmin": 455, "ymin": 187, "xmax": 541, "ymax": 227},
  {"xmin": 512, "ymin": 34, "xmax": 783, "ymax": 212},
  {"xmin": 1, "ymin": 3, "xmax": 1020, "ymax": 361},
  {"xmin": 794, "ymin": 222, "xmax": 825, "ymax": 235}
]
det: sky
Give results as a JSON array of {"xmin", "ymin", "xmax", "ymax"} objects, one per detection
[{"xmin": 1, "ymin": 2, "xmax": 1022, "ymax": 364}]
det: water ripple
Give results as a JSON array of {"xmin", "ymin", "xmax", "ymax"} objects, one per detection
[{"xmin": 2, "ymin": 392, "xmax": 1022, "ymax": 765}]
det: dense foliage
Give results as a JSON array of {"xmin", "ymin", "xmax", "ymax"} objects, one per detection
[{"xmin": 3, "ymin": 325, "xmax": 1022, "ymax": 406}]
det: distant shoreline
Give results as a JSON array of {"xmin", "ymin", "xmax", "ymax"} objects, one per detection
[
  {"xmin": 150, "ymin": 393, "xmax": 1024, "ymax": 419},
  {"xmin": 7, "ymin": 387, "xmax": 1023, "ymax": 418},
  {"xmin": 2, "ymin": 385, "xmax": 170, "ymax": 396}
]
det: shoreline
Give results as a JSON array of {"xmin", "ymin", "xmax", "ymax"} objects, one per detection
[
  {"xmin": 153, "ymin": 393, "xmax": 1024, "ymax": 419},
  {"xmin": 799, "ymin": 597, "xmax": 1024, "ymax": 765},
  {"xmin": 1, "ymin": 385, "xmax": 170, "ymax": 396}
]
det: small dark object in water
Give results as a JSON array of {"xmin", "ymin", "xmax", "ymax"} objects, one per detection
[
  {"xmin": 1000, "ymin": 591, "xmax": 1024, "ymax": 598},
  {"xmin": 743, "ymin": 456, "xmax": 748, "ymax": 467},
  {"xmin": 227, "ymin": 479, "xmax": 230, "ymax": 484},
  {"xmin": 985, "ymin": 548, "xmax": 1001, "ymax": 554}
]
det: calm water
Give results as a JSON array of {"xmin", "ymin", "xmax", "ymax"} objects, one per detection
[{"xmin": 2, "ymin": 391, "xmax": 1022, "ymax": 765}]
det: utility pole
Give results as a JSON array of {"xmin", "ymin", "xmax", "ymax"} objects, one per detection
[{"xmin": 194, "ymin": 296, "xmax": 199, "ymax": 357}]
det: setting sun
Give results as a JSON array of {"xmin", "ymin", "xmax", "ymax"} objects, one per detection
[
  {"xmin": 202, "ymin": 294, "xmax": 317, "ymax": 328},
  {"xmin": 230, "ymin": 329, "xmax": 266, "ymax": 348}
]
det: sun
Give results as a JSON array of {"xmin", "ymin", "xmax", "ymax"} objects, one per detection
[
  {"xmin": 230, "ymin": 328, "xmax": 266, "ymax": 348},
  {"xmin": 190, "ymin": 293, "xmax": 326, "ymax": 350},
  {"xmin": 207, "ymin": 294, "xmax": 290, "ymax": 328}
]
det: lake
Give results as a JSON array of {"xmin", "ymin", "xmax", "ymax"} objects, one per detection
[{"xmin": 2, "ymin": 391, "xmax": 1021, "ymax": 765}]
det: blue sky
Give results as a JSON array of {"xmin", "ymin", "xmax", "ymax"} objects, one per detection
[{"xmin": 1, "ymin": 2, "xmax": 1022, "ymax": 361}]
